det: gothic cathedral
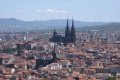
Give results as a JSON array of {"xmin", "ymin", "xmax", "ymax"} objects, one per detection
[{"xmin": 49, "ymin": 18, "xmax": 76, "ymax": 46}]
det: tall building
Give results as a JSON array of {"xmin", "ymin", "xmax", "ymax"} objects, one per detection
[
  {"xmin": 49, "ymin": 18, "xmax": 76, "ymax": 46},
  {"xmin": 36, "ymin": 44, "xmax": 57, "ymax": 69},
  {"xmin": 64, "ymin": 18, "xmax": 71, "ymax": 45},
  {"xmin": 71, "ymin": 19, "xmax": 76, "ymax": 42}
]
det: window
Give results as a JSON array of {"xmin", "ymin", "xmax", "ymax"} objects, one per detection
[{"xmin": 4, "ymin": 60, "xmax": 8, "ymax": 63}]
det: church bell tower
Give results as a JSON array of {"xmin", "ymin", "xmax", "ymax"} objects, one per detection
[
  {"xmin": 65, "ymin": 18, "xmax": 71, "ymax": 45},
  {"xmin": 52, "ymin": 43, "xmax": 56, "ymax": 62},
  {"xmin": 71, "ymin": 18, "xmax": 76, "ymax": 42}
]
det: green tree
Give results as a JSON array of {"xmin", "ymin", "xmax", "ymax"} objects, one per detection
[{"xmin": 106, "ymin": 77, "xmax": 115, "ymax": 80}]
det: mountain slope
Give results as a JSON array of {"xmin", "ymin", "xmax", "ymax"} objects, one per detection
[
  {"xmin": 78, "ymin": 23, "xmax": 120, "ymax": 31},
  {"xmin": 0, "ymin": 18, "xmax": 118, "ymax": 31}
]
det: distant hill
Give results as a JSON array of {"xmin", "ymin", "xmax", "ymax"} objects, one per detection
[
  {"xmin": 0, "ymin": 18, "xmax": 110, "ymax": 31},
  {"xmin": 78, "ymin": 23, "xmax": 120, "ymax": 31}
]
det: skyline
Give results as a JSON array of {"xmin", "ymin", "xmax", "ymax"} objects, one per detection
[{"xmin": 0, "ymin": 0, "xmax": 120, "ymax": 22}]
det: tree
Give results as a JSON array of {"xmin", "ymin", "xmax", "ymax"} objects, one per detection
[{"xmin": 106, "ymin": 76, "xmax": 115, "ymax": 80}]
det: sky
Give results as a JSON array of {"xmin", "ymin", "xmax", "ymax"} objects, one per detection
[{"xmin": 0, "ymin": 0, "xmax": 120, "ymax": 22}]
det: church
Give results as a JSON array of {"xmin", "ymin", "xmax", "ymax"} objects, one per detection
[
  {"xmin": 36, "ymin": 44, "xmax": 57, "ymax": 69},
  {"xmin": 49, "ymin": 18, "xmax": 76, "ymax": 46}
]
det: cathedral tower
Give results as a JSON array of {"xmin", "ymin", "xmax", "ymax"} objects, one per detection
[
  {"xmin": 52, "ymin": 43, "xmax": 56, "ymax": 62},
  {"xmin": 49, "ymin": 18, "xmax": 76, "ymax": 46},
  {"xmin": 71, "ymin": 18, "xmax": 76, "ymax": 42},
  {"xmin": 65, "ymin": 18, "xmax": 71, "ymax": 45},
  {"xmin": 53, "ymin": 29, "xmax": 57, "ymax": 42}
]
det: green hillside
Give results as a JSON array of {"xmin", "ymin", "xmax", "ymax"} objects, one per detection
[{"xmin": 78, "ymin": 23, "xmax": 120, "ymax": 31}]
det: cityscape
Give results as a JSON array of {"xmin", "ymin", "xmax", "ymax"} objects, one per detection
[{"xmin": 0, "ymin": 0, "xmax": 120, "ymax": 80}]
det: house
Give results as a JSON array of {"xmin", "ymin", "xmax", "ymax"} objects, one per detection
[
  {"xmin": 28, "ymin": 60, "xmax": 36, "ymax": 69},
  {"xmin": 109, "ymin": 65, "xmax": 120, "ymax": 73},
  {"xmin": 46, "ymin": 63, "xmax": 62, "ymax": 71},
  {"xmin": 59, "ymin": 60, "xmax": 71, "ymax": 68},
  {"xmin": 57, "ymin": 53, "xmax": 66, "ymax": 59},
  {"xmin": 3, "ymin": 68, "xmax": 15, "ymax": 74},
  {"xmin": 92, "ymin": 61, "xmax": 103, "ymax": 67},
  {"xmin": 40, "ymin": 67, "xmax": 49, "ymax": 75},
  {"xmin": 0, "ymin": 55, "xmax": 14, "ymax": 66},
  {"xmin": 94, "ymin": 73, "xmax": 111, "ymax": 80},
  {"xmin": 18, "ymin": 61, "xmax": 28, "ymax": 70},
  {"xmin": 116, "ymin": 73, "xmax": 120, "ymax": 80}
]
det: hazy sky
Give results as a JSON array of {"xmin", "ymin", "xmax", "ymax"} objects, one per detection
[{"xmin": 0, "ymin": 0, "xmax": 120, "ymax": 22}]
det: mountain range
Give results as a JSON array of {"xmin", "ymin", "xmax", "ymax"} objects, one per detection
[{"xmin": 0, "ymin": 18, "xmax": 120, "ymax": 31}]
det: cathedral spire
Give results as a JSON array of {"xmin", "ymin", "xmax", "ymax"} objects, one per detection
[
  {"xmin": 67, "ymin": 18, "xmax": 69, "ymax": 27},
  {"xmin": 53, "ymin": 29, "xmax": 57, "ymax": 42},
  {"xmin": 71, "ymin": 18, "xmax": 76, "ymax": 42},
  {"xmin": 53, "ymin": 43, "xmax": 56, "ymax": 62},
  {"xmin": 53, "ymin": 43, "xmax": 56, "ymax": 52},
  {"xmin": 72, "ymin": 18, "xmax": 74, "ymax": 27},
  {"xmin": 65, "ymin": 18, "xmax": 71, "ymax": 46},
  {"xmin": 53, "ymin": 29, "xmax": 56, "ymax": 34}
]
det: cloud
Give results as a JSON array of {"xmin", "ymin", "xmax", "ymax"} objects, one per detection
[
  {"xmin": 45, "ymin": 9, "xmax": 68, "ymax": 13},
  {"xmin": 37, "ymin": 9, "xmax": 42, "ymax": 13},
  {"xmin": 56, "ymin": 10, "xmax": 68, "ymax": 13},
  {"xmin": 45, "ymin": 9, "xmax": 54, "ymax": 12}
]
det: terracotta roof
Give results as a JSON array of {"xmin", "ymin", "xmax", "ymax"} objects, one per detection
[
  {"xmin": 30, "ymin": 60, "xmax": 36, "ymax": 63},
  {"xmin": 17, "ymin": 42, "xmax": 24, "ymax": 44},
  {"xmin": 4, "ymin": 75, "xmax": 12, "ymax": 79},
  {"xmin": 2, "ymin": 56, "xmax": 11, "ymax": 59},
  {"xmin": 91, "ymin": 66, "xmax": 104, "ymax": 69},
  {"xmin": 60, "ymin": 59, "xmax": 70, "ymax": 62}
]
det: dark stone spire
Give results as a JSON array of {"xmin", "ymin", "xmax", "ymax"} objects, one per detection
[
  {"xmin": 53, "ymin": 29, "xmax": 57, "ymax": 37},
  {"xmin": 67, "ymin": 18, "xmax": 69, "ymax": 27},
  {"xmin": 65, "ymin": 18, "xmax": 71, "ymax": 45},
  {"xmin": 53, "ymin": 43, "xmax": 56, "ymax": 52},
  {"xmin": 53, "ymin": 29, "xmax": 57, "ymax": 42},
  {"xmin": 71, "ymin": 18, "xmax": 76, "ymax": 42},
  {"xmin": 53, "ymin": 43, "xmax": 56, "ymax": 62},
  {"xmin": 72, "ymin": 18, "xmax": 74, "ymax": 27}
]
